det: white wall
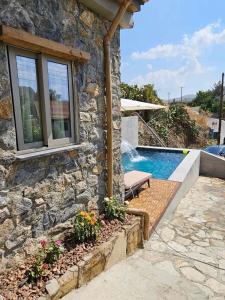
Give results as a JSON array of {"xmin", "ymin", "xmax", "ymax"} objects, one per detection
[
  {"xmin": 121, "ymin": 116, "xmax": 138, "ymax": 148},
  {"xmin": 208, "ymin": 118, "xmax": 225, "ymax": 144},
  {"xmin": 162, "ymin": 150, "xmax": 201, "ymax": 221},
  {"xmin": 200, "ymin": 151, "xmax": 225, "ymax": 179}
]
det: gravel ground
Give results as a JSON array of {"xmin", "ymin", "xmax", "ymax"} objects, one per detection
[{"xmin": 0, "ymin": 215, "xmax": 133, "ymax": 300}]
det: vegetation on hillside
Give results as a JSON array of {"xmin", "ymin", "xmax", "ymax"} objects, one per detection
[
  {"xmin": 121, "ymin": 82, "xmax": 210, "ymax": 148},
  {"xmin": 120, "ymin": 82, "xmax": 163, "ymax": 105},
  {"xmin": 147, "ymin": 103, "xmax": 202, "ymax": 146},
  {"xmin": 189, "ymin": 81, "xmax": 225, "ymax": 116}
]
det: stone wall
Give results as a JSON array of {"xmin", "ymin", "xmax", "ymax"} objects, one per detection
[{"xmin": 0, "ymin": 0, "xmax": 124, "ymax": 267}]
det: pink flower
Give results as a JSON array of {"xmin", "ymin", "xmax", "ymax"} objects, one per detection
[
  {"xmin": 40, "ymin": 240, "xmax": 47, "ymax": 248},
  {"xmin": 55, "ymin": 240, "xmax": 62, "ymax": 246},
  {"xmin": 42, "ymin": 263, "xmax": 48, "ymax": 270}
]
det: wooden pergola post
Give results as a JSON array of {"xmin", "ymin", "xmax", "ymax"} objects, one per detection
[{"xmin": 104, "ymin": 0, "xmax": 131, "ymax": 197}]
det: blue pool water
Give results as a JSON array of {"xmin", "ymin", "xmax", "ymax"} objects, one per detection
[{"xmin": 122, "ymin": 148, "xmax": 186, "ymax": 180}]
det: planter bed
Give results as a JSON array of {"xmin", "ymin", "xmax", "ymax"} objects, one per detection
[{"xmin": 0, "ymin": 216, "xmax": 143, "ymax": 300}]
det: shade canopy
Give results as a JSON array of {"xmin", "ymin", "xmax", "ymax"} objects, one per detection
[{"xmin": 121, "ymin": 98, "xmax": 165, "ymax": 111}]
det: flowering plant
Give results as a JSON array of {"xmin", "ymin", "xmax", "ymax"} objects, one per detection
[
  {"xmin": 26, "ymin": 255, "xmax": 48, "ymax": 283},
  {"xmin": 73, "ymin": 211, "xmax": 100, "ymax": 243},
  {"xmin": 26, "ymin": 239, "xmax": 64, "ymax": 283},
  {"xmin": 103, "ymin": 197, "xmax": 127, "ymax": 222},
  {"xmin": 44, "ymin": 240, "xmax": 64, "ymax": 265}
]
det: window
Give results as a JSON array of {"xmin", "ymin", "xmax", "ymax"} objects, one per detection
[{"xmin": 8, "ymin": 47, "xmax": 76, "ymax": 151}]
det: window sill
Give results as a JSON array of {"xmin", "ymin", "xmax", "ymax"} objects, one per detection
[{"xmin": 15, "ymin": 144, "xmax": 84, "ymax": 161}]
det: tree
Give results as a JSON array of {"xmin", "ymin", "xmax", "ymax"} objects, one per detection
[
  {"xmin": 142, "ymin": 84, "xmax": 161, "ymax": 104},
  {"xmin": 190, "ymin": 81, "xmax": 225, "ymax": 115},
  {"xmin": 120, "ymin": 82, "xmax": 163, "ymax": 105}
]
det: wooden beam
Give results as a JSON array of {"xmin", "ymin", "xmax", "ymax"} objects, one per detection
[
  {"xmin": 115, "ymin": 0, "xmax": 140, "ymax": 12},
  {"xmin": 0, "ymin": 25, "xmax": 90, "ymax": 62},
  {"xmin": 104, "ymin": 0, "xmax": 132, "ymax": 197}
]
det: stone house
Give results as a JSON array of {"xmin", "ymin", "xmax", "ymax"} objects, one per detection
[{"xmin": 0, "ymin": 0, "xmax": 146, "ymax": 267}]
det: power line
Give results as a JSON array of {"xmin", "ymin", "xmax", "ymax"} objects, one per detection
[{"xmin": 168, "ymin": 92, "xmax": 170, "ymax": 104}]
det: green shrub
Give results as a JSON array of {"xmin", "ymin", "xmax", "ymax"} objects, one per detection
[
  {"xmin": 26, "ymin": 253, "xmax": 46, "ymax": 283},
  {"xmin": 103, "ymin": 197, "xmax": 126, "ymax": 222},
  {"xmin": 73, "ymin": 211, "xmax": 100, "ymax": 243},
  {"xmin": 148, "ymin": 103, "xmax": 200, "ymax": 144},
  {"xmin": 44, "ymin": 240, "xmax": 64, "ymax": 264}
]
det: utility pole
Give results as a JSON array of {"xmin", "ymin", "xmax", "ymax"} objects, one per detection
[
  {"xmin": 168, "ymin": 92, "xmax": 170, "ymax": 104},
  {"xmin": 217, "ymin": 72, "xmax": 224, "ymax": 145},
  {"xmin": 180, "ymin": 86, "xmax": 184, "ymax": 102}
]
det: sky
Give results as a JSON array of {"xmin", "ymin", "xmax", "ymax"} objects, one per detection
[{"xmin": 121, "ymin": 0, "xmax": 225, "ymax": 100}]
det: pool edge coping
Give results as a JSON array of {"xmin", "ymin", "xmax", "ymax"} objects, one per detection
[{"xmin": 169, "ymin": 149, "xmax": 200, "ymax": 182}]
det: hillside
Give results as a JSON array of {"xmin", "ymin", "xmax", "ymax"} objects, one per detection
[
  {"xmin": 120, "ymin": 83, "xmax": 211, "ymax": 148},
  {"xmin": 163, "ymin": 94, "xmax": 196, "ymax": 104},
  {"xmin": 138, "ymin": 103, "xmax": 210, "ymax": 149}
]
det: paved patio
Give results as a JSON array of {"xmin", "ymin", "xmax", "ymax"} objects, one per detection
[{"xmin": 63, "ymin": 176, "xmax": 225, "ymax": 300}]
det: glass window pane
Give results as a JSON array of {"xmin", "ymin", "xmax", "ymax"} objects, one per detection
[
  {"xmin": 47, "ymin": 61, "xmax": 71, "ymax": 140},
  {"xmin": 16, "ymin": 55, "xmax": 43, "ymax": 144}
]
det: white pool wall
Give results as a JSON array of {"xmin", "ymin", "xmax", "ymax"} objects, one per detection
[
  {"xmin": 169, "ymin": 149, "xmax": 200, "ymax": 182},
  {"xmin": 200, "ymin": 150, "xmax": 225, "ymax": 180},
  {"xmin": 164, "ymin": 149, "xmax": 201, "ymax": 220}
]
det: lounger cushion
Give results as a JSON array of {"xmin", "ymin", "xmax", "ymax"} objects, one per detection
[{"xmin": 124, "ymin": 170, "xmax": 152, "ymax": 190}]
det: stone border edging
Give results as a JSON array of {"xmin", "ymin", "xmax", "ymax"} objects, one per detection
[
  {"xmin": 36, "ymin": 217, "xmax": 143, "ymax": 300},
  {"xmin": 126, "ymin": 208, "xmax": 149, "ymax": 240}
]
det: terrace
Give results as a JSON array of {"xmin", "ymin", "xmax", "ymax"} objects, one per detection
[
  {"xmin": 121, "ymin": 99, "xmax": 225, "ymax": 240},
  {"xmin": 0, "ymin": 1, "xmax": 224, "ymax": 299},
  {"xmin": 64, "ymin": 176, "xmax": 225, "ymax": 299}
]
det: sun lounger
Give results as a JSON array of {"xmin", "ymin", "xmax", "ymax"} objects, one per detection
[{"xmin": 124, "ymin": 170, "xmax": 152, "ymax": 200}]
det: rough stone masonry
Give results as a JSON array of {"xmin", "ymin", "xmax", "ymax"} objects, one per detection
[{"xmin": 0, "ymin": 0, "xmax": 124, "ymax": 268}]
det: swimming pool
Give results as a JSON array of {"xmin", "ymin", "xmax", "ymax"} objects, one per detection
[{"xmin": 122, "ymin": 148, "xmax": 186, "ymax": 180}]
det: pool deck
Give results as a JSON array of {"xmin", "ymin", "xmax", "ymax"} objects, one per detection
[
  {"xmin": 128, "ymin": 179, "xmax": 180, "ymax": 236},
  {"xmin": 63, "ymin": 176, "xmax": 225, "ymax": 300},
  {"xmin": 126, "ymin": 147, "xmax": 201, "ymax": 234}
]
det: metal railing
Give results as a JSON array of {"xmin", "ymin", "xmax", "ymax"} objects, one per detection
[{"xmin": 133, "ymin": 112, "xmax": 167, "ymax": 147}]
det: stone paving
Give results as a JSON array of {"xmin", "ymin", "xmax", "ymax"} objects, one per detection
[{"xmin": 63, "ymin": 176, "xmax": 225, "ymax": 300}]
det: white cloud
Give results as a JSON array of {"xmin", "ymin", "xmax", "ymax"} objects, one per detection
[
  {"xmin": 131, "ymin": 64, "xmax": 188, "ymax": 95},
  {"xmin": 130, "ymin": 59, "xmax": 211, "ymax": 99},
  {"xmin": 121, "ymin": 61, "xmax": 130, "ymax": 68},
  {"xmin": 129, "ymin": 22, "xmax": 225, "ymax": 98},
  {"xmin": 132, "ymin": 44, "xmax": 184, "ymax": 60},
  {"xmin": 131, "ymin": 21, "xmax": 225, "ymax": 61},
  {"xmin": 147, "ymin": 64, "xmax": 153, "ymax": 70}
]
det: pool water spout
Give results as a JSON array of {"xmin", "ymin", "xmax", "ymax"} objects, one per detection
[{"xmin": 121, "ymin": 141, "xmax": 146, "ymax": 162}]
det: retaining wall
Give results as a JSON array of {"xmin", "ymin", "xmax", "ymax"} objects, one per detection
[
  {"xmin": 200, "ymin": 151, "xmax": 225, "ymax": 180},
  {"xmin": 40, "ymin": 217, "xmax": 142, "ymax": 300}
]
